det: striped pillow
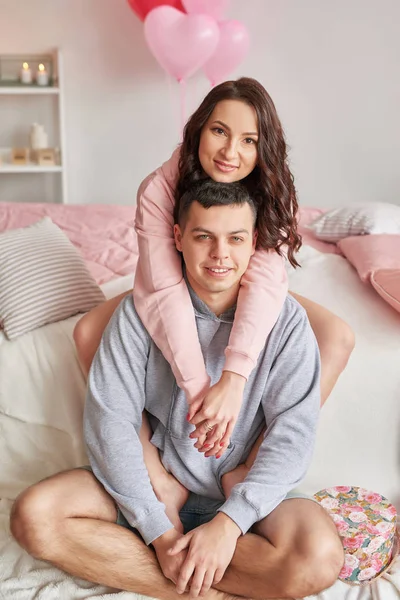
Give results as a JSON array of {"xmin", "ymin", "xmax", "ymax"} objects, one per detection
[
  {"xmin": 0, "ymin": 217, "xmax": 105, "ymax": 340},
  {"xmin": 306, "ymin": 203, "xmax": 400, "ymax": 243}
]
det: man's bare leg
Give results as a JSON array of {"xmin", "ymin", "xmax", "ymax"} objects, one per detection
[
  {"xmin": 219, "ymin": 499, "xmax": 344, "ymax": 599},
  {"xmin": 10, "ymin": 469, "xmax": 343, "ymax": 599},
  {"xmin": 10, "ymin": 470, "xmax": 226, "ymax": 600}
]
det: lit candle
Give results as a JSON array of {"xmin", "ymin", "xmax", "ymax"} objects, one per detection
[
  {"xmin": 36, "ymin": 63, "xmax": 49, "ymax": 86},
  {"xmin": 20, "ymin": 62, "xmax": 32, "ymax": 84}
]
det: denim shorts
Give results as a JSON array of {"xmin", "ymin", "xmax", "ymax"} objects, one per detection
[{"xmin": 79, "ymin": 465, "xmax": 316, "ymax": 536}]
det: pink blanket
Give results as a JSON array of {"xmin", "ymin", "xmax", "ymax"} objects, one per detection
[
  {"xmin": 0, "ymin": 202, "xmax": 336, "ymax": 285},
  {"xmin": 0, "ymin": 203, "xmax": 138, "ymax": 285}
]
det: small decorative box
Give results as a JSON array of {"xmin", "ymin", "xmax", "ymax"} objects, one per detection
[{"xmin": 314, "ymin": 486, "xmax": 398, "ymax": 585}]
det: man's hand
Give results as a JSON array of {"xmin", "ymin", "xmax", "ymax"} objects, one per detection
[
  {"xmin": 168, "ymin": 513, "xmax": 241, "ymax": 597},
  {"xmin": 152, "ymin": 528, "xmax": 188, "ymax": 586},
  {"xmin": 188, "ymin": 371, "xmax": 246, "ymax": 458}
]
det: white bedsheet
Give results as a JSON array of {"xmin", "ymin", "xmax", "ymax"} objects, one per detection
[
  {"xmin": 288, "ymin": 247, "xmax": 400, "ymax": 510},
  {"xmin": 0, "ymin": 247, "xmax": 399, "ymax": 600}
]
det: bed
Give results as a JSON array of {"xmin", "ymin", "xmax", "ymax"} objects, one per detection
[{"xmin": 0, "ymin": 202, "xmax": 399, "ymax": 600}]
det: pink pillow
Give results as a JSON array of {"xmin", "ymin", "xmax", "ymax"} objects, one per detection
[
  {"xmin": 338, "ymin": 235, "xmax": 400, "ymax": 314},
  {"xmin": 371, "ymin": 270, "xmax": 400, "ymax": 314},
  {"xmin": 338, "ymin": 234, "xmax": 400, "ymax": 281}
]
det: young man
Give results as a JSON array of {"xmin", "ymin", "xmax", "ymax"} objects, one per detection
[{"xmin": 11, "ymin": 180, "xmax": 343, "ymax": 599}]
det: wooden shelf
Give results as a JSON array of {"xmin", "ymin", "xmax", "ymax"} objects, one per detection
[{"xmin": 0, "ymin": 86, "xmax": 59, "ymax": 95}]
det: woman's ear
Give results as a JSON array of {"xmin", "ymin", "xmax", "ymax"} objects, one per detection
[{"xmin": 174, "ymin": 224, "xmax": 183, "ymax": 252}]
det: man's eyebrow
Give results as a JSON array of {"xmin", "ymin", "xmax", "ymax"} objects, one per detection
[
  {"xmin": 191, "ymin": 227, "xmax": 250, "ymax": 235},
  {"xmin": 212, "ymin": 120, "xmax": 258, "ymax": 137},
  {"xmin": 229, "ymin": 229, "xmax": 250, "ymax": 235},
  {"xmin": 191, "ymin": 227, "xmax": 213, "ymax": 233}
]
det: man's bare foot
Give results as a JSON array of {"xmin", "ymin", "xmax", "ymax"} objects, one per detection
[
  {"xmin": 221, "ymin": 464, "xmax": 250, "ymax": 498},
  {"xmin": 153, "ymin": 473, "xmax": 189, "ymax": 533}
]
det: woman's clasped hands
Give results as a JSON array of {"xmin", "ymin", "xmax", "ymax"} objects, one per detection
[{"xmin": 187, "ymin": 371, "xmax": 246, "ymax": 458}]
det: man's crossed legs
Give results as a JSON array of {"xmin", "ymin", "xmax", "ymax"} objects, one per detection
[{"xmin": 10, "ymin": 468, "xmax": 344, "ymax": 599}]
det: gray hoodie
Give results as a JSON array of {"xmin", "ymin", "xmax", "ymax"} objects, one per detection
[{"xmin": 84, "ymin": 283, "xmax": 320, "ymax": 545}]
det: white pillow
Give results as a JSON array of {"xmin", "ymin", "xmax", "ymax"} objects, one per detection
[
  {"xmin": 0, "ymin": 217, "xmax": 105, "ymax": 339},
  {"xmin": 306, "ymin": 203, "xmax": 400, "ymax": 242}
]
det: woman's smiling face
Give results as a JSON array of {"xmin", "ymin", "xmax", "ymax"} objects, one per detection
[{"xmin": 198, "ymin": 99, "xmax": 259, "ymax": 183}]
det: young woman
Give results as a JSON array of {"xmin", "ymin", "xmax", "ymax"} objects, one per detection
[{"xmin": 74, "ymin": 78, "xmax": 354, "ymax": 529}]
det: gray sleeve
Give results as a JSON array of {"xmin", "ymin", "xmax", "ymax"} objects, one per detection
[
  {"xmin": 83, "ymin": 295, "xmax": 174, "ymax": 545},
  {"xmin": 219, "ymin": 309, "xmax": 321, "ymax": 534}
]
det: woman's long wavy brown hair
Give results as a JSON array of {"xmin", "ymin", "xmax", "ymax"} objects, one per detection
[{"xmin": 175, "ymin": 77, "xmax": 302, "ymax": 267}]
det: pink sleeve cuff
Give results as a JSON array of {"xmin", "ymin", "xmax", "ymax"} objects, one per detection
[
  {"xmin": 223, "ymin": 349, "xmax": 255, "ymax": 381},
  {"xmin": 179, "ymin": 375, "xmax": 211, "ymax": 404}
]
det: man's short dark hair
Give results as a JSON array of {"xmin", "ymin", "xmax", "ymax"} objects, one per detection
[{"xmin": 176, "ymin": 179, "xmax": 258, "ymax": 230}]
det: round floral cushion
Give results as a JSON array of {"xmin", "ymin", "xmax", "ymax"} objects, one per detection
[{"xmin": 314, "ymin": 486, "xmax": 398, "ymax": 585}]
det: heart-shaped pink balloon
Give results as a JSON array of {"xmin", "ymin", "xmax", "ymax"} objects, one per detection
[
  {"xmin": 203, "ymin": 20, "xmax": 250, "ymax": 86},
  {"xmin": 182, "ymin": 0, "xmax": 230, "ymax": 21},
  {"xmin": 127, "ymin": 0, "xmax": 185, "ymax": 22},
  {"xmin": 144, "ymin": 6, "xmax": 220, "ymax": 81}
]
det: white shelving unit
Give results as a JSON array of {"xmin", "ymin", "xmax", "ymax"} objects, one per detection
[
  {"xmin": 0, "ymin": 50, "xmax": 67, "ymax": 203},
  {"xmin": 0, "ymin": 87, "xmax": 60, "ymax": 95},
  {"xmin": 0, "ymin": 149, "xmax": 63, "ymax": 173}
]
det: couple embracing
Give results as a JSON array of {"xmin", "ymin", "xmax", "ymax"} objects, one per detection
[{"xmin": 11, "ymin": 77, "xmax": 352, "ymax": 599}]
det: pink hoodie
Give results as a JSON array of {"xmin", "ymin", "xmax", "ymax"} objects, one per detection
[{"xmin": 134, "ymin": 148, "xmax": 288, "ymax": 403}]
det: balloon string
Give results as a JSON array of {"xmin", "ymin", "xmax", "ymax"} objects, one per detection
[
  {"xmin": 165, "ymin": 71, "xmax": 178, "ymax": 137},
  {"xmin": 179, "ymin": 78, "xmax": 187, "ymax": 141},
  {"xmin": 191, "ymin": 76, "xmax": 198, "ymax": 118}
]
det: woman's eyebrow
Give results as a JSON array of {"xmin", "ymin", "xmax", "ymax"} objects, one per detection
[{"xmin": 212, "ymin": 120, "xmax": 258, "ymax": 137}]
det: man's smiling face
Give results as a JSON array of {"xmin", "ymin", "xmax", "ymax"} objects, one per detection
[{"xmin": 174, "ymin": 200, "xmax": 257, "ymax": 311}]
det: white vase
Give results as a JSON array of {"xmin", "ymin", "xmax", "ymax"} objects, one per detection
[{"xmin": 30, "ymin": 123, "xmax": 48, "ymax": 150}]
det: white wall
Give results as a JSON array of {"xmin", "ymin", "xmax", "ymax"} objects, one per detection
[{"xmin": 0, "ymin": 0, "xmax": 399, "ymax": 207}]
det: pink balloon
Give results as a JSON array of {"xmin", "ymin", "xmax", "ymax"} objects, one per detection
[
  {"xmin": 144, "ymin": 6, "xmax": 220, "ymax": 81},
  {"xmin": 127, "ymin": 0, "xmax": 185, "ymax": 22},
  {"xmin": 182, "ymin": 0, "xmax": 230, "ymax": 21},
  {"xmin": 203, "ymin": 20, "xmax": 250, "ymax": 86}
]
